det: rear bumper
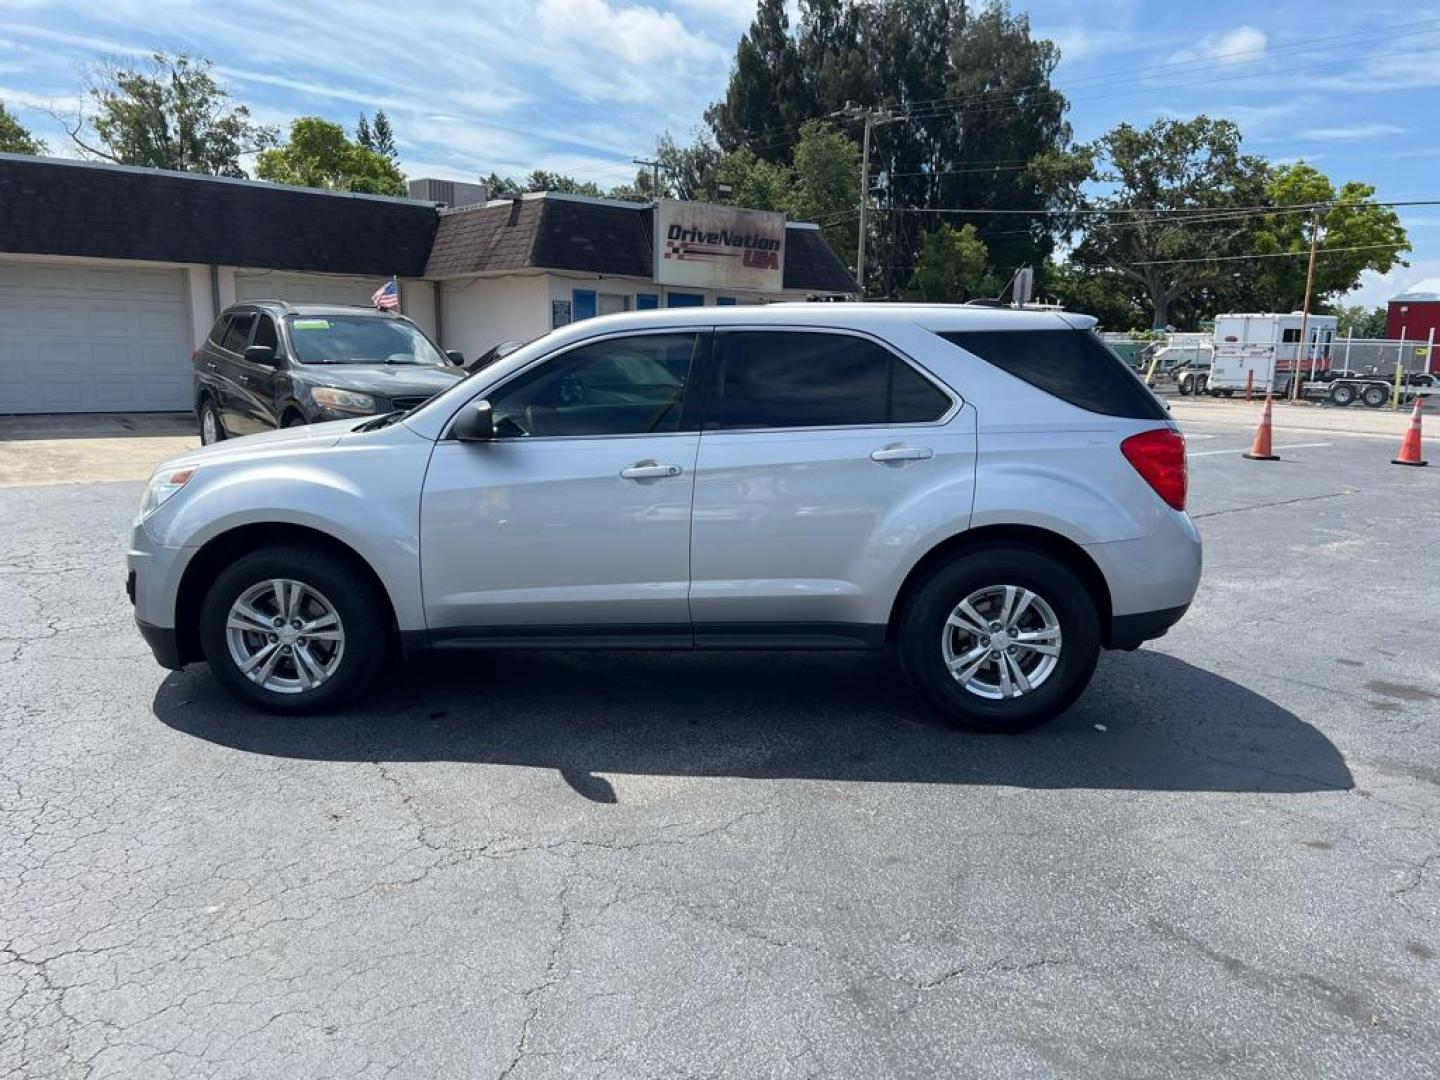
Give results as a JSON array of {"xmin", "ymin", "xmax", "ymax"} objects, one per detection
[{"xmin": 1107, "ymin": 602, "xmax": 1190, "ymax": 651}]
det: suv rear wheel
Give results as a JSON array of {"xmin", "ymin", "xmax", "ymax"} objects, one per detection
[
  {"xmin": 897, "ymin": 548, "xmax": 1100, "ymax": 732},
  {"xmin": 199, "ymin": 546, "xmax": 387, "ymax": 713}
]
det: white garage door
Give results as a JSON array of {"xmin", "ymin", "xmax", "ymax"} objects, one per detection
[
  {"xmin": 0, "ymin": 262, "xmax": 193, "ymax": 414},
  {"xmin": 235, "ymin": 271, "xmax": 379, "ymax": 307}
]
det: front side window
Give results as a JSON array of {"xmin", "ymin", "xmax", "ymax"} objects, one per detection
[
  {"xmin": 220, "ymin": 312, "xmax": 255, "ymax": 354},
  {"xmin": 207, "ymin": 316, "xmax": 229, "ymax": 346},
  {"xmin": 252, "ymin": 314, "xmax": 278, "ymax": 353},
  {"xmin": 706, "ymin": 331, "xmax": 950, "ymax": 430},
  {"xmin": 285, "ymin": 315, "xmax": 448, "ymax": 366},
  {"xmin": 487, "ymin": 332, "xmax": 700, "ymax": 438}
]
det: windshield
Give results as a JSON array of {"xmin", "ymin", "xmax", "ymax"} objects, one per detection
[{"xmin": 285, "ymin": 315, "xmax": 448, "ymax": 366}]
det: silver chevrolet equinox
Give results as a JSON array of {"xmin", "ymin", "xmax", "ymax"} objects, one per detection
[{"xmin": 129, "ymin": 305, "xmax": 1201, "ymax": 732}]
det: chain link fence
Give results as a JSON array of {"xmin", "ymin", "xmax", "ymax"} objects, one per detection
[{"xmin": 1100, "ymin": 332, "xmax": 1437, "ymax": 387}]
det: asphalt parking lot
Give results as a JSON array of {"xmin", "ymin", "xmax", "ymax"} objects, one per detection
[{"xmin": 2, "ymin": 404, "xmax": 1437, "ymax": 1078}]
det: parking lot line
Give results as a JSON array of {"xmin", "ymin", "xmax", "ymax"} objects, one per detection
[{"xmin": 1188, "ymin": 442, "xmax": 1333, "ymax": 457}]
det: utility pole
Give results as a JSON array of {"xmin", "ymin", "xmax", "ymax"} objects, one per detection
[
  {"xmin": 633, "ymin": 157, "xmax": 663, "ymax": 200},
  {"xmin": 832, "ymin": 103, "xmax": 898, "ymax": 300},
  {"xmin": 1290, "ymin": 206, "xmax": 1323, "ymax": 403}
]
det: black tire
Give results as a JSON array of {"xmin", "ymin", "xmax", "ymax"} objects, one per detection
[
  {"xmin": 1329, "ymin": 383, "xmax": 1355, "ymax": 407},
  {"xmin": 281, "ymin": 410, "xmax": 306, "ymax": 429},
  {"xmin": 1178, "ymin": 374, "xmax": 1194, "ymax": 396},
  {"xmin": 896, "ymin": 547, "xmax": 1101, "ymax": 733},
  {"xmin": 199, "ymin": 398, "xmax": 226, "ymax": 445},
  {"xmin": 198, "ymin": 545, "xmax": 388, "ymax": 714},
  {"xmin": 1196, "ymin": 374, "xmax": 1209, "ymax": 395},
  {"xmin": 1362, "ymin": 384, "xmax": 1388, "ymax": 409}
]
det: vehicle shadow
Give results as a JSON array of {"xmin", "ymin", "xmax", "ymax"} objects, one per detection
[{"xmin": 153, "ymin": 648, "xmax": 1353, "ymax": 803}]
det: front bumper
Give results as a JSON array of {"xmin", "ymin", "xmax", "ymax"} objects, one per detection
[
  {"xmin": 136, "ymin": 618, "xmax": 185, "ymax": 669},
  {"xmin": 128, "ymin": 517, "xmax": 195, "ymax": 666}
]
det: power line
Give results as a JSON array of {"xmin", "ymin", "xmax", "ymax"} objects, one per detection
[{"xmin": 1130, "ymin": 242, "xmax": 1407, "ymax": 267}]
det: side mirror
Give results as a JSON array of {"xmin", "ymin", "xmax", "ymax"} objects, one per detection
[
  {"xmin": 451, "ymin": 400, "xmax": 495, "ymax": 442},
  {"xmin": 244, "ymin": 344, "xmax": 276, "ymax": 366},
  {"xmin": 445, "ymin": 349, "xmax": 466, "ymax": 367}
]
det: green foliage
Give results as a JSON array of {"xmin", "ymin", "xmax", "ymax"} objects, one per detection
[
  {"xmin": 705, "ymin": 0, "xmax": 1072, "ymax": 294},
  {"xmin": 0, "ymin": 102, "xmax": 46, "ymax": 155},
  {"xmin": 1330, "ymin": 303, "xmax": 1388, "ymax": 339},
  {"xmin": 370, "ymin": 111, "xmax": 397, "ymax": 160},
  {"xmin": 479, "ymin": 170, "xmax": 605, "ymax": 197},
  {"xmin": 256, "ymin": 117, "xmax": 407, "ymax": 196},
  {"xmin": 899, "ymin": 223, "xmax": 995, "ymax": 301},
  {"xmin": 1250, "ymin": 163, "xmax": 1409, "ymax": 310},
  {"xmin": 1069, "ymin": 116, "xmax": 1269, "ymax": 329},
  {"xmin": 70, "ymin": 52, "xmax": 276, "ymax": 177},
  {"xmin": 1042, "ymin": 260, "xmax": 1146, "ymax": 331},
  {"xmin": 357, "ymin": 111, "xmax": 397, "ymax": 160}
]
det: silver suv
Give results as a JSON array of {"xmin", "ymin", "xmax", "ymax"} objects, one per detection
[{"xmin": 129, "ymin": 305, "xmax": 1200, "ymax": 732}]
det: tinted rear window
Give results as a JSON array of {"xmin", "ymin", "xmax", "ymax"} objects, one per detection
[
  {"xmin": 939, "ymin": 330, "xmax": 1168, "ymax": 420},
  {"xmin": 707, "ymin": 331, "xmax": 952, "ymax": 430}
]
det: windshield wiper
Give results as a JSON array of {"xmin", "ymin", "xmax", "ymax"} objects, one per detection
[{"xmin": 354, "ymin": 409, "xmax": 408, "ymax": 432}]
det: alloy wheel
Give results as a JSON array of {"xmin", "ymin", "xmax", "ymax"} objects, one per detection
[
  {"xmin": 941, "ymin": 584, "xmax": 1062, "ymax": 701},
  {"xmin": 225, "ymin": 578, "xmax": 345, "ymax": 694}
]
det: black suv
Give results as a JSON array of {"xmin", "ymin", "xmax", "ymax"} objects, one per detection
[{"xmin": 193, "ymin": 302, "xmax": 466, "ymax": 443}]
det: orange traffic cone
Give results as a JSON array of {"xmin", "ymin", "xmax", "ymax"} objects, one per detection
[
  {"xmin": 1392, "ymin": 398, "xmax": 1429, "ymax": 467},
  {"xmin": 1243, "ymin": 395, "xmax": 1280, "ymax": 460}
]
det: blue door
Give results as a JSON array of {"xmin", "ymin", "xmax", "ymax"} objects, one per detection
[
  {"xmin": 573, "ymin": 290, "xmax": 598, "ymax": 320},
  {"xmin": 636, "ymin": 293, "xmax": 660, "ymax": 310},
  {"xmin": 667, "ymin": 292, "xmax": 704, "ymax": 308}
]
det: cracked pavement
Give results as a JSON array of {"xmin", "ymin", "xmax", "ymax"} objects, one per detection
[{"xmin": 1, "ymin": 424, "xmax": 1437, "ymax": 1078}]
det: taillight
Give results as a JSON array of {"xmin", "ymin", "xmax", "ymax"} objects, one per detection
[{"xmin": 1120, "ymin": 428, "xmax": 1187, "ymax": 512}]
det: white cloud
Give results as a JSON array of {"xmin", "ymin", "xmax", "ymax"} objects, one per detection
[
  {"xmin": 1349, "ymin": 260, "xmax": 1438, "ymax": 309},
  {"xmin": 1295, "ymin": 123, "xmax": 1404, "ymax": 141},
  {"xmin": 1167, "ymin": 25, "xmax": 1268, "ymax": 66}
]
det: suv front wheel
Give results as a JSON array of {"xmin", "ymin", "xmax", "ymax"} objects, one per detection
[
  {"xmin": 198, "ymin": 546, "xmax": 388, "ymax": 713},
  {"xmin": 897, "ymin": 548, "xmax": 1101, "ymax": 732}
]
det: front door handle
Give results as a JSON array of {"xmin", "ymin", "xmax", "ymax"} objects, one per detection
[
  {"xmin": 620, "ymin": 461, "xmax": 682, "ymax": 480},
  {"xmin": 870, "ymin": 445, "xmax": 933, "ymax": 463}
]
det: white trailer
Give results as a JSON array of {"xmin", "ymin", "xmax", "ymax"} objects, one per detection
[{"xmin": 1206, "ymin": 313, "xmax": 1339, "ymax": 396}]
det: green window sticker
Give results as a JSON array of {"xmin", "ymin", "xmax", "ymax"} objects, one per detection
[{"xmin": 292, "ymin": 319, "xmax": 332, "ymax": 330}]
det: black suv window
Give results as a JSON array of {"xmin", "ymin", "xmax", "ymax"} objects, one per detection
[
  {"xmin": 252, "ymin": 314, "xmax": 278, "ymax": 352},
  {"xmin": 207, "ymin": 315, "xmax": 229, "ymax": 346},
  {"xmin": 488, "ymin": 332, "xmax": 700, "ymax": 437},
  {"xmin": 706, "ymin": 331, "xmax": 951, "ymax": 430},
  {"xmin": 220, "ymin": 312, "xmax": 255, "ymax": 354},
  {"xmin": 939, "ymin": 330, "xmax": 1167, "ymax": 420}
]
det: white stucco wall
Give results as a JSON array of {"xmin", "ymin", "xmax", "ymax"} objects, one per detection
[{"xmin": 438, "ymin": 274, "xmax": 552, "ymax": 359}]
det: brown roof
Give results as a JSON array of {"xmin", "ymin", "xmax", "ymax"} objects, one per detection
[{"xmin": 425, "ymin": 194, "xmax": 858, "ymax": 293}]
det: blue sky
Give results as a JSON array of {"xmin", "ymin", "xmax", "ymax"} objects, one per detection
[{"xmin": 2, "ymin": 0, "xmax": 1438, "ymax": 304}]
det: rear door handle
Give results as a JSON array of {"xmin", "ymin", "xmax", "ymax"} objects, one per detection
[
  {"xmin": 870, "ymin": 446, "xmax": 933, "ymax": 463},
  {"xmin": 620, "ymin": 461, "xmax": 682, "ymax": 480}
]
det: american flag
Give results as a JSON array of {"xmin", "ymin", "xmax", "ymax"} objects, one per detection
[{"xmin": 372, "ymin": 278, "xmax": 399, "ymax": 310}]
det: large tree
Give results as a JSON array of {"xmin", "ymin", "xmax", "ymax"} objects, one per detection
[
  {"xmin": 256, "ymin": 117, "xmax": 406, "ymax": 196},
  {"xmin": 705, "ymin": 0, "xmax": 815, "ymax": 162},
  {"xmin": 1069, "ymin": 116, "xmax": 1269, "ymax": 329},
  {"xmin": 703, "ymin": 0, "xmax": 1072, "ymax": 294},
  {"xmin": 67, "ymin": 52, "xmax": 275, "ymax": 177},
  {"xmin": 0, "ymin": 102, "xmax": 46, "ymax": 155},
  {"xmin": 1250, "ymin": 163, "xmax": 1408, "ymax": 311}
]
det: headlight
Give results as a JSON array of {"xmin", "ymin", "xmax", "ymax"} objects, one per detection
[
  {"xmin": 312, "ymin": 387, "xmax": 377, "ymax": 413},
  {"xmin": 140, "ymin": 466, "xmax": 196, "ymax": 518}
]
